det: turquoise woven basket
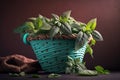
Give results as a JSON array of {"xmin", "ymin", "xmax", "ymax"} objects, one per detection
[{"xmin": 23, "ymin": 33, "xmax": 87, "ymax": 73}]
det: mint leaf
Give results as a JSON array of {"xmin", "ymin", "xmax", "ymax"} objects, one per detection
[
  {"xmin": 50, "ymin": 26, "xmax": 59, "ymax": 38},
  {"xmin": 52, "ymin": 14, "xmax": 59, "ymax": 20},
  {"xmin": 65, "ymin": 67, "xmax": 72, "ymax": 74},
  {"xmin": 62, "ymin": 10, "xmax": 71, "ymax": 18},
  {"xmin": 32, "ymin": 74, "xmax": 41, "ymax": 78},
  {"xmin": 85, "ymin": 44, "xmax": 93, "ymax": 58},
  {"xmin": 66, "ymin": 62, "xmax": 73, "ymax": 67},
  {"xmin": 95, "ymin": 65, "xmax": 110, "ymax": 74},
  {"xmin": 29, "ymin": 17, "xmax": 36, "ymax": 21},
  {"xmin": 59, "ymin": 16, "xmax": 68, "ymax": 23},
  {"xmin": 92, "ymin": 30, "xmax": 103, "ymax": 41},
  {"xmin": 19, "ymin": 72, "xmax": 26, "ymax": 76},
  {"xmin": 40, "ymin": 21, "xmax": 52, "ymax": 30},
  {"xmin": 48, "ymin": 73, "xmax": 61, "ymax": 78},
  {"xmin": 60, "ymin": 23, "xmax": 72, "ymax": 34},
  {"xmin": 104, "ymin": 70, "xmax": 110, "ymax": 74},
  {"xmin": 86, "ymin": 18, "xmax": 97, "ymax": 31},
  {"xmin": 75, "ymin": 32, "xmax": 88, "ymax": 51},
  {"xmin": 34, "ymin": 17, "xmax": 43, "ymax": 29},
  {"xmin": 71, "ymin": 23, "xmax": 85, "ymax": 33},
  {"xmin": 63, "ymin": 22, "xmax": 72, "ymax": 33},
  {"xmin": 14, "ymin": 22, "xmax": 35, "ymax": 34},
  {"xmin": 90, "ymin": 39, "xmax": 96, "ymax": 46},
  {"xmin": 78, "ymin": 70, "xmax": 98, "ymax": 76},
  {"xmin": 95, "ymin": 65, "xmax": 104, "ymax": 73},
  {"xmin": 9, "ymin": 73, "xmax": 19, "ymax": 77}
]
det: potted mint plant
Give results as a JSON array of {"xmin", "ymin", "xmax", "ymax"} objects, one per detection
[{"xmin": 14, "ymin": 10, "xmax": 103, "ymax": 73}]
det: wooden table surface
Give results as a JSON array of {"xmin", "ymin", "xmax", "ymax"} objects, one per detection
[{"xmin": 0, "ymin": 72, "xmax": 120, "ymax": 80}]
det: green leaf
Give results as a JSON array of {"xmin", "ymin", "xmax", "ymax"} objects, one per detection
[
  {"xmin": 68, "ymin": 17, "xmax": 76, "ymax": 24},
  {"xmin": 75, "ymin": 32, "xmax": 89, "ymax": 51},
  {"xmin": 67, "ymin": 56, "xmax": 74, "ymax": 62},
  {"xmin": 62, "ymin": 22, "xmax": 72, "ymax": 33},
  {"xmin": 66, "ymin": 62, "xmax": 73, "ymax": 67},
  {"xmin": 57, "ymin": 22, "xmax": 62, "ymax": 27},
  {"xmin": 80, "ymin": 22, "xmax": 86, "ymax": 27},
  {"xmin": 85, "ymin": 44, "xmax": 93, "ymax": 58},
  {"xmin": 74, "ymin": 58, "xmax": 81, "ymax": 64},
  {"xmin": 48, "ymin": 73, "xmax": 61, "ymax": 78},
  {"xmin": 95, "ymin": 65, "xmax": 110, "ymax": 74},
  {"xmin": 75, "ymin": 66, "xmax": 84, "ymax": 73},
  {"xmin": 9, "ymin": 73, "xmax": 19, "ymax": 77},
  {"xmin": 60, "ymin": 10, "xmax": 71, "ymax": 23},
  {"xmin": 38, "ymin": 14, "xmax": 43, "ymax": 18},
  {"xmin": 40, "ymin": 21, "xmax": 52, "ymax": 30},
  {"xmin": 59, "ymin": 16, "xmax": 68, "ymax": 23},
  {"xmin": 29, "ymin": 17, "xmax": 36, "ymax": 21},
  {"xmin": 75, "ymin": 31, "xmax": 83, "ymax": 50},
  {"xmin": 44, "ymin": 17, "xmax": 50, "ymax": 22},
  {"xmin": 32, "ymin": 74, "xmax": 41, "ymax": 78},
  {"xmin": 59, "ymin": 23, "xmax": 72, "ymax": 34},
  {"xmin": 19, "ymin": 72, "xmax": 26, "ymax": 76},
  {"xmin": 25, "ymin": 22, "xmax": 36, "ymax": 33},
  {"xmin": 72, "ymin": 28, "xmax": 79, "ymax": 33},
  {"xmin": 34, "ymin": 17, "xmax": 43, "ymax": 29},
  {"xmin": 62, "ymin": 10, "xmax": 71, "ymax": 18},
  {"xmin": 104, "ymin": 70, "xmax": 110, "ymax": 74},
  {"xmin": 90, "ymin": 39, "xmax": 96, "ymax": 46},
  {"xmin": 78, "ymin": 70, "xmax": 98, "ymax": 76},
  {"xmin": 86, "ymin": 18, "xmax": 97, "ymax": 31},
  {"xmin": 78, "ymin": 63, "xmax": 87, "ymax": 70},
  {"xmin": 95, "ymin": 65, "xmax": 104, "ymax": 73},
  {"xmin": 50, "ymin": 26, "xmax": 59, "ymax": 38},
  {"xmin": 65, "ymin": 67, "xmax": 72, "ymax": 74},
  {"xmin": 65, "ymin": 56, "xmax": 99, "ymax": 76},
  {"xmin": 25, "ymin": 22, "xmax": 35, "ymax": 28},
  {"xmin": 14, "ymin": 22, "xmax": 35, "ymax": 34},
  {"xmin": 76, "ymin": 31, "xmax": 83, "ymax": 41},
  {"xmin": 71, "ymin": 23, "xmax": 84, "ymax": 31},
  {"xmin": 92, "ymin": 30, "xmax": 103, "ymax": 41},
  {"xmin": 51, "ymin": 14, "xmax": 59, "ymax": 20}
]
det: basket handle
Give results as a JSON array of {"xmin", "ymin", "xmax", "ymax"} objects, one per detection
[{"xmin": 23, "ymin": 33, "xmax": 30, "ymax": 45}]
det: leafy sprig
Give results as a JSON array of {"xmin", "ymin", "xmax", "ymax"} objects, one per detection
[
  {"xmin": 50, "ymin": 11, "xmax": 103, "ymax": 54},
  {"xmin": 14, "ymin": 15, "xmax": 52, "ymax": 36},
  {"xmin": 65, "ymin": 56, "xmax": 110, "ymax": 76},
  {"xmin": 65, "ymin": 56, "xmax": 98, "ymax": 76},
  {"xmin": 14, "ymin": 10, "xmax": 103, "ymax": 57},
  {"xmin": 95, "ymin": 65, "xmax": 110, "ymax": 74}
]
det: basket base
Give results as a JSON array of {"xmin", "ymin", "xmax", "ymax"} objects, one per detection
[{"xmin": 30, "ymin": 39, "xmax": 87, "ymax": 73}]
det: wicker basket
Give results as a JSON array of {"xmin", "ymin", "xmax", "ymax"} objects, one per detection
[{"xmin": 23, "ymin": 33, "xmax": 87, "ymax": 73}]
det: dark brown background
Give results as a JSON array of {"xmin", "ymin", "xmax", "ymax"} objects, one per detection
[{"xmin": 0, "ymin": 0, "xmax": 120, "ymax": 71}]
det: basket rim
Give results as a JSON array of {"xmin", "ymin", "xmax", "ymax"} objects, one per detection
[{"xmin": 27, "ymin": 34, "xmax": 77, "ymax": 41}]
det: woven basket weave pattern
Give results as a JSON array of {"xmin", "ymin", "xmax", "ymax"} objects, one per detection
[{"xmin": 29, "ymin": 39, "xmax": 86, "ymax": 73}]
